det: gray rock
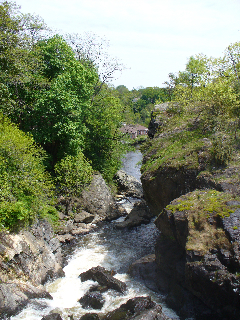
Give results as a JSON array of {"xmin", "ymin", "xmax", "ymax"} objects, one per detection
[
  {"xmin": 115, "ymin": 200, "xmax": 154, "ymax": 229},
  {"xmin": 76, "ymin": 173, "xmax": 115, "ymax": 220},
  {"xmin": 0, "ymin": 220, "xmax": 64, "ymax": 317},
  {"xmin": 102, "ymin": 296, "xmax": 171, "ymax": 320},
  {"xmin": 80, "ymin": 266, "xmax": 127, "ymax": 294},
  {"xmin": 115, "ymin": 170, "xmax": 143, "ymax": 198},
  {"xmin": 128, "ymin": 254, "xmax": 160, "ymax": 292},
  {"xmin": 0, "ymin": 282, "xmax": 52, "ymax": 317},
  {"xmin": 74, "ymin": 210, "xmax": 95, "ymax": 224},
  {"xmin": 79, "ymin": 291, "xmax": 105, "ymax": 309},
  {"xmin": 56, "ymin": 234, "xmax": 75, "ymax": 243},
  {"xmin": 42, "ymin": 313, "xmax": 63, "ymax": 320},
  {"xmin": 56, "ymin": 220, "xmax": 74, "ymax": 235},
  {"xmin": 57, "ymin": 211, "xmax": 66, "ymax": 220}
]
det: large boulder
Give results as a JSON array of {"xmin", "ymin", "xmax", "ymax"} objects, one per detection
[
  {"xmin": 115, "ymin": 200, "xmax": 154, "ymax": 229},
  {"xmin": 58, "ymin": 173, "xmax": 115, "ymax": 222},
  {"xmin": 79, "ymin": 290, "xmax": 105, "ymax": 310},
  {"xmin": 79, "ymin": 173, "xmax": 115, "ymax": 220},
  {"xmin": 115, "ymin": 170, "xmax": 143, "ymax": 198},
  {"xmin": 79, "ymin": 266, "xmax": 127, "ymax": 294},
  {"xmin": 74, "ymin": 210, "xmax": 95, "ymax": 224}
]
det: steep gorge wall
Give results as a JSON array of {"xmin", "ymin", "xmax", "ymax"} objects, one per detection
[{"xmin": 141, "ymin": 104, "xmax": 240, "ymax": 319}]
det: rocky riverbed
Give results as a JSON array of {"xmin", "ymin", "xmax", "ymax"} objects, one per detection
[{"xmin": 1, "ymin": 151, "xmax": 173, "ymax": 320}]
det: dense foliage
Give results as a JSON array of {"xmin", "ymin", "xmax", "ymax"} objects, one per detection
[
  {"xmin": 0, "ymin": 1, "xmax": 127, "ymax": 229},
  {"xmin": 0, "ymin": 115, "xmax": 57, "ymax": 231},
  {"xmin": 115, "ymin": 85, "xmax": 168, "ymax": 126}
]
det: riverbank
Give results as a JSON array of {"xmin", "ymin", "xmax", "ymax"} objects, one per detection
[
  {"xmin": 1, "ymin": 151, "xmax": 176, "ymax": 320},
  {"xmin": 141, "ymin": 103, "xmax": 240, "ymax": 320}
]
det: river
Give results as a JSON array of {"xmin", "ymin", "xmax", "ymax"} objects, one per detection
[{"xmin": 12, "ymin": 150, "xmax": 179, "ymax": 320}]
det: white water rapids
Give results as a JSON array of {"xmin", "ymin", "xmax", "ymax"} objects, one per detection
[{"xmin": 11, "ymin": 150, "xmax": 179, "ymax": 320}]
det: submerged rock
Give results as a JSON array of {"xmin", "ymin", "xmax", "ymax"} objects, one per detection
[
  {"xmin": 79, "ymin": 266, "xmax": 127, "ymax": 294},
  {"xmin": 102, "ymin": 296, "xmax": 171, "ymax": 320},
  {"xmin": 80, "ymin": 314, "xmax": 100, "ymax": 320},
  {"xmin": 41, "ymin": 313, "xmax": 63, "ymax": 320}
]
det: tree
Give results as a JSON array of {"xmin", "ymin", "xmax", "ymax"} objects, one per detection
[
  {"xmin": 83, "ymin": 84, "xmax": 126, "ymax": 182},
  {"xmin": 20, "ymin": 35, "xmax": 98, "ymax": 166},
  {"xmin": 0, "ymin": 114, "xmax": 57, "ymax": 231}
]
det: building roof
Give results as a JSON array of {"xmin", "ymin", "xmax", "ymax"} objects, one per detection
[{"xmin": 119, "ymin": 124, "xmax": 148, "ymax": 135}]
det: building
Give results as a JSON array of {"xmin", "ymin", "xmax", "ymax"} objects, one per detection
[{"xmin": 119, "ymin": 124, "xmax": 148, "ymax": 139}]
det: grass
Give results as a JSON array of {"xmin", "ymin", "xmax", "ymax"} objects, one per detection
[
  {"xmin": 141, "ymin": 101, "xmax": 240, "ymax": 177},
  {"xmin": 141, "ymin": 129, "xmax": 206, "ymax": 174},
  {"xmin": 166, "ymin": 189, "xmax": 237, "ymax": 254}
]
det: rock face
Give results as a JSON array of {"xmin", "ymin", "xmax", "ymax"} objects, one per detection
[
  {"xmin": 115, "ymin": 170, "xmax": 143, "ymax": 198},
  {"xmin": 55, "ymin": 172, "xmax": 121, "ymax": 243},
  {"xmin": 147, "ymin": 102, "xmax": 170, "ymax": 138},
  {"xmin": 0, "ymin": 219, "xmax": 64, "ymax": 317},
  {"xmin": 78, "ymin": 173, "xmax": 115, "ymax": 219},
  {"xmin": 154, "ymin": 191, "xmax": 240, "ymax": 320},
  {"xmin": 141, "ymin": 167, "xmax": 199, "ymax": 216},
  {"xmin": 140, "ymin": 104, "xmax": 240, "ymax": 319},
  {"xmin": 79, "ymin": 266, "xmax": 127, "ymax": 294}
]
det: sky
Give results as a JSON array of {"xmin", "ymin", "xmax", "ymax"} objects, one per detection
[{"xmin": 14, "ymin": 0, "xmax": 240, "ymax": 90}]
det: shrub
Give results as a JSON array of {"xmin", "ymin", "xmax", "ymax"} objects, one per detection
[
  {"xmin": 210, "ymin": 133, "xmax": 233, "ymax": 165},
  {"xmin": 0, "ymin": 115, "xmax": 57, "ymax": 231},
  {"xmin": 54, "ymin": 151, "xmax": 93, "ymax": 196}
]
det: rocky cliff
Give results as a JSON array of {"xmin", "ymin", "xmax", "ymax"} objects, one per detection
[
  {"xmin": 0, "ymin": 219, "xmax": 64, "ymax": 318},
  {"xmin": 141, "ymin": 103, "xmax": 240, "ymax": 319}
]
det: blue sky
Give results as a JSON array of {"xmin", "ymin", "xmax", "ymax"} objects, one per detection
[{"xmin": 15, "ymin": 0, "xmax": 240, "ymax": 89}]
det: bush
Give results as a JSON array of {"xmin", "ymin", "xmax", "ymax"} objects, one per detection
[
  {"xmin": 0, "ymin": 115, "xmax": 57, "ymax": 231},
  {"xmin": 54, "ymin": 151, "xmax": 93, "ymax": 196},
  {"xmin": 210, "ymin": 133, "xmax": 233, "ymax": 165}
]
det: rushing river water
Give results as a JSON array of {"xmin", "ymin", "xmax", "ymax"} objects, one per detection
[{"xmin": 12, "ymin": 150, "xmax": 179, "ymax": 320}]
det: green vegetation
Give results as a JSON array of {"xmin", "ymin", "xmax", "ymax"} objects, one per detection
[
  {"xmin": 54, "ymin": 151, "xmax": 93, "ymax": 197},
  {"xmin": 1, "ymin": 1, "xmax": 240, "ymax": 233},
  {"xmin": 115, "ymin": 85, "xmax": 168, "ymax": 126},
  {"xmin": 0, "ymin": 1, "xmax": 127, "ymax": 231},
  {"xmin": 166, "ymin": 190, "xmax": 235, "ymax": 219},
  {"xmin": 141, "ymin": 44, "xmax": 240, "ymax": 176},
  {"xmin": 0, "ymin": 115, "xmax": 57, "ymax": 231},
  {"xmin": 166, "ymin": 190, "xmax": 236, "ymax": 253}
]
